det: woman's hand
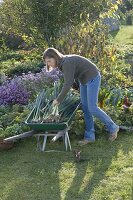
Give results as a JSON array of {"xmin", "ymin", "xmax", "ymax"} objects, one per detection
[{"xmin": 52, "ymin": 99, "xmax": 60, "ymax": 106}]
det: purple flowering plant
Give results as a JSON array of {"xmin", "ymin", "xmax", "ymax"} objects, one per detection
[{"xmin": 0, "ymin": 67, "xmax": 63, "ymax": 106}]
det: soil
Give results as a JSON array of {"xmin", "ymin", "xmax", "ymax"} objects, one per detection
[{"xmin": 0, "ymin": 138, "xmax": 14, "ymax": 151}]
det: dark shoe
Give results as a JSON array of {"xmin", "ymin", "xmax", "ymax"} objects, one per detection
[
  {"xmin": 108, "ymin": 126, "xmax": 119, "ymax": 141},
  {"xmin": 78, "ymin": 139, "xmax": 95, "ymax": 146}
]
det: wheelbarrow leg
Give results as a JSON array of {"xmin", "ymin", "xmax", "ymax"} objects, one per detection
[
  {"xmin": 36, "ymin": 134, "xmax": 47, "ymax": 151},
  {"xmin": 42, "ymin": 134, "xmax": 47, "ymax": 151},
  {"xmin": 63, "ymin": 128, "xmax": 72, "ymax": 151},
  {"xmin": 66, "ymin": 131, "xmax": 72, "ymax": 151},
  {"xmin": 64, "ymin": 132, "xmax": 68, "ymax": 151},
  {"xmin": 35, "ymin": 129, "xmax": 72, "ymax": 152},
  {"xmin": 36, "ymin": 135, "xmax": 41, "ymax": 151}
]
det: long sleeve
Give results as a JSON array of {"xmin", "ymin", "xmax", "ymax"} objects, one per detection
[{"xmin": 56, "ymin": 60, "xmax": 75, "ymax": 103}]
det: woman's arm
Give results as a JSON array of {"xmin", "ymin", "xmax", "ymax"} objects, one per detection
[{"xmin": 56, "ymin": 60, "xmax": 75, "ymax": 103}]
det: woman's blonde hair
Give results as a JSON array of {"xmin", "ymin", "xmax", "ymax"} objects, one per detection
[{"xmin": 43, "ymin": 48, "xmax": 63, "ymax": 71}]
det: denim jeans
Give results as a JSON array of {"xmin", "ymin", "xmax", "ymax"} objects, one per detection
[{"xmin": 80, "ymin": 72, "xmax": 119, "ymax": 141}]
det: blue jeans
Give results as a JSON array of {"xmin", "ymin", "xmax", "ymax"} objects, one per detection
[{"xmin": 80, "ymin": 72, "xmax": 119, "ymax": 141}]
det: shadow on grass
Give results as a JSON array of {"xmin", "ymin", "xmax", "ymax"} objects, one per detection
[
  {"xmin": 64, "ymin": 132, "xmax": 133, "ymax": 200},
  {"xmin": 109, "ymin": 29, "xmax": 119, "ymax": 39},
  {"xmin": 0, "ymin": 132, "xmax": 132, "ymax": 200}
]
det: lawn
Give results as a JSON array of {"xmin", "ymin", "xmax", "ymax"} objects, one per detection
[
  {"xmin": 110, "ymin": 25, "xmax": 133, "ymax": 54},
  {"xmin": 0, "ymin": 131, "xmax": 133, "ymax": 200},
  {"xmin": 111, "ymin": 25, "xmax": 133, "ymax": 45}
]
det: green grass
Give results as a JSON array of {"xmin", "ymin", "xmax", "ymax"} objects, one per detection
[
  {"xmin": 111, "ymin": 25, "xmax": 133, "ymax": 45},
  {"xmin": 110, "ymin": 25, "xmax": 133, "ymax": 54},
  {"xmin": 0, "ymin": 132, "xmax": 133, "ymax": 200}
]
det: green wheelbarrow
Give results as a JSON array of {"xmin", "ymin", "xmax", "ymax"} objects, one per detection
[{"xmin": 25, "ymin": 101, "xmax": 81, "ymax": 152}]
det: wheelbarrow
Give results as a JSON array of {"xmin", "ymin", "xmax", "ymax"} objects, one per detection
[{"xmin": 24, "ymin": 100, "xmax": 81, "ymax": 152}]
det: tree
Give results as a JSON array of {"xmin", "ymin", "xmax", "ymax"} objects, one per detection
[{"xmin": 0, "ymin": 0, "xmax": 122, "ymax": 47}]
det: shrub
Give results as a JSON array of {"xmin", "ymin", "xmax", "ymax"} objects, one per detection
[
  {"xmin": 0, "ymin": 68, "xmax": 63, "ymax": 106},
  {"xmin": 0, "ymin": 78, "xmax": 30, "ymax": 106},
  {"xmin": 0, "ymin": 104, "xmax": 31, "ymax": 139},
  {"xmin": 6, "ymin": 61, "xmax": 44, "ymax": 77},
  {"xmin": 0, "ymin": 51, "xmax": 24, "ymax": 62}
]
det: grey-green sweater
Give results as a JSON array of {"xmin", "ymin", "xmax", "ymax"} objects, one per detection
[{"xmin": 57, "ymin": 54, "xmax": 100, "ymax": 103}]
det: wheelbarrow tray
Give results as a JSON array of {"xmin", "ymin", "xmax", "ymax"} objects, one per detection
[{"xmin": 25, "ymin": 102, "xmax": 81, "ymax": 131}]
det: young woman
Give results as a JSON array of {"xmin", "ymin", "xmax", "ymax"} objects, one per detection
[{"xmin": 43, "ymin": 47, "xmax": 119, "ymax": 145}]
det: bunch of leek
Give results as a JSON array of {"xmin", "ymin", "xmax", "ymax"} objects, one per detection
[
  {"xmin": 42, "ymin": 104, "xmax": 60, "ymax": 123},
  {"xmin": 32, "ymin": 90, "xmax": 46, "ymax": 123},
  {"xmin": 31, "ymin": 80, "xmax": 80, "ymax": 123}
]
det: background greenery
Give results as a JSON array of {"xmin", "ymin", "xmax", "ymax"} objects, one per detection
[{"xmin": 0, "ymin": 0, "xmax": 133, "ymax": 199}]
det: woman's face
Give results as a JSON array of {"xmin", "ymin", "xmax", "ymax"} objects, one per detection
[{"xmin": 45, "ymin": 57, "xmax": 56, "ymax": 69}]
